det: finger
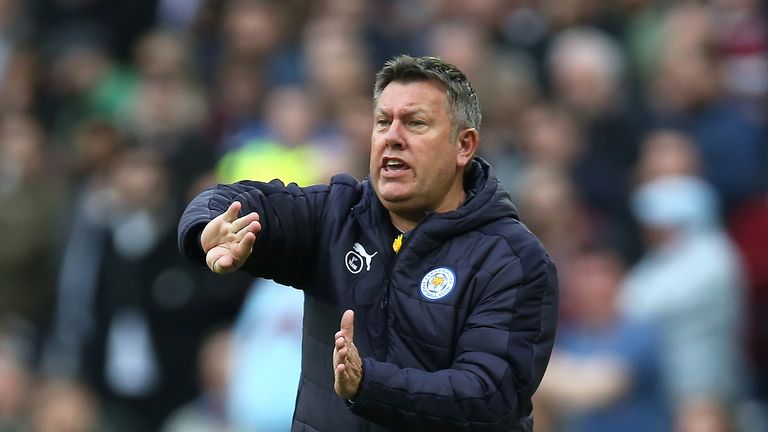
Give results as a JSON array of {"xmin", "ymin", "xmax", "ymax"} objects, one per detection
[
  {"xmin": 337, "ymin": 345, "xmax": 348, "ymax": 363},
  {"xmin": 205, "ymin": 250, "xmax": 218, "ymax": 271},
  {"xmin": 333, "ymin": 346, "xmax": 340, "ymax": 369},
  {"xmin": 345, "ymin": 339, "xmax": 358, "ymax": 357},
  {"xmin": 340, "ymin": 310, "xmax": 354, "ymax": 341},
  {"xmin": 234, "ymin": 220, "xmax": 261, "ymax": 243},
  {"xmin": 224, "ymin": 201, "xmax": 242, "ymax": 223},
  {"xmin": 232, "ymin": 231, "xmax": 256, "ymax": 261},
  {"xmin": 231, "ymin": 212, "xmax": 260, "ymax": 234},
  {"xmin": 335, "ymin": 336, "xmax": 346, "ymax": 350},
  {"xmin": 336, "ymin": 362, "xmax": 347, "ymax": 377},
  {"xmin": 211, "ymin": 254, "xmax": 234, "ymax": 274}
]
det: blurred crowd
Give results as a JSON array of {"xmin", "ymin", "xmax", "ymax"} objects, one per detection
[{"xmin": 0, "ymin": 0, "xmax": 766, "ymax": 431}]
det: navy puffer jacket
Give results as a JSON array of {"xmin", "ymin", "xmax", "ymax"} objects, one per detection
[{"xmin": 178, "ymin": 157, "xmax": 558, "ymax": 431}]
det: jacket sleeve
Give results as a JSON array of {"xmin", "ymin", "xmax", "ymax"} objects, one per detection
[
  {"xmin": 349, "ymin": 253, "xmax": 558, "ymax": 432},
  {"xmin": 177, "ymin": 179, "xmax": 330, "ymax": 288}
]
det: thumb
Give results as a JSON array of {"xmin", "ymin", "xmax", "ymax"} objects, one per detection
[{"xmin": 340, "ymin": 309, "xmax": 354, "ymax": 342}]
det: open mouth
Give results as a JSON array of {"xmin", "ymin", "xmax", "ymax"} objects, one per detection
[{"xmin": 383, "ymin": 157, "xmax": 409, "ymax": 172}]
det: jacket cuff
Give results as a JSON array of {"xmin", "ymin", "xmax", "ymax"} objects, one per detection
[{"xmin": 179, "ymin": 222, "xmax": 208, "ymax": 266}]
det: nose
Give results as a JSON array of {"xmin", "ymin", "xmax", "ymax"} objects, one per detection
[{"xmin": 383, "ymin": 120, "xmax": 405, "ymax": 149}]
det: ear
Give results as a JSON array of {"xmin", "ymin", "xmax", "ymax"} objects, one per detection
[{"xmin": 456, "ymin": 128, "xmax": 479, "ymax": 169}]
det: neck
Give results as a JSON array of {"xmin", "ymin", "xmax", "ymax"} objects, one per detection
[
  {"xmin": 389, "ymin": 212, "xmax": 420, "ymax": 233},
  {"xmin": 388, "ymin": 187, "xmax": 467, "ymax": 233}
]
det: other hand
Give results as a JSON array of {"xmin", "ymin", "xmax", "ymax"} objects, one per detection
[{"xmin": 333, "ymin": 310, "xmax": 363, "ymax": 400}]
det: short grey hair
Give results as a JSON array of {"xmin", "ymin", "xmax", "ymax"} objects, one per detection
[{"xmin": 373, "ymin": 55, "xmax": 481, "ymax": 138}]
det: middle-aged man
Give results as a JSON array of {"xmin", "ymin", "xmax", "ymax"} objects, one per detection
[{"xmin": 178, "ymin": 55, "xmax": 558, "ymax": 431}]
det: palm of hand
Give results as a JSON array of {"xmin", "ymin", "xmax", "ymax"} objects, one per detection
[
  {"xmin": 334, "ymin": 310, "xmax": 363, "ymax": 400},
  {"xmin": 201, "ymin": 201, "xmax": 260, "ymax": 274}
]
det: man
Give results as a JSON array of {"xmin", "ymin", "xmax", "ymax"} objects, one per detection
[{"xmin": 178, "ymin": 55, "xmax": 558, "ymax": 431}]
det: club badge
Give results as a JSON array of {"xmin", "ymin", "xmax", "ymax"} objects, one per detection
[{"xmin": 420, "ymin": 267, "xmax": 456, "ymax": 300}]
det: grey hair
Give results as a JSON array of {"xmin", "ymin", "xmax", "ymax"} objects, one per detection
[{"xmin": 373, "ymin": 55, "xmax": 481, "ymax": 138}]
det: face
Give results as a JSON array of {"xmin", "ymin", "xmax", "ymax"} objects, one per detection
[{"xmin": 370, "ymin": 80, "xmax": 474, "ymax": 223}]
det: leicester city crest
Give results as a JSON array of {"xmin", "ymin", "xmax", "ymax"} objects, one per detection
[{"xmin": 420, "ymin": 267, "xmax": 456, "ymax": 300}]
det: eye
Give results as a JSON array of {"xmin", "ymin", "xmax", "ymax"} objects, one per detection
[
  {"xmin": 375, "ymin": 118, "xmax": 391, "ymax": 128},
  {"xmin": 409, "ymin": 120, "xmax": 427, "ymax": 127}
]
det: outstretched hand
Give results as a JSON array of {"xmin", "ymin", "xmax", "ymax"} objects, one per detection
[
  {"xmin": 201, "ymin": 201, "xmax": 261, "ymax": 274},
  {"xmin": 333, "ymin": 310, "xmax": 363, "ymax": 400}
]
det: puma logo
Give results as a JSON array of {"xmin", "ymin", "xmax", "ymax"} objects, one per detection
[{"xmin": 353, "ymin": 243, "xmax": 378, "ymax": 271}]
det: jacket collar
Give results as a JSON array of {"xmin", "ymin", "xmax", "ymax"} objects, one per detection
[{"xmin": 352, "ymin": 157, "xmax": 519, "ymax": 255}]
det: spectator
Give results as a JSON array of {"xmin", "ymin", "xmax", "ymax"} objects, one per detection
[
  {"xmin": 515, "ymin": 165, "xmax": 594, "ymax": 284},
  {"xmin": 28, "ymin": 378, "xmax": 105, "ymax": 432},
  {"xmin": 216, "ymin": 84, "xmax": 347, "ymax": 185},
  {"xmin": 546, "ymin": 26, "xmax": 648, "ymax": 258},
  {"xmin": 301, "ymin": 15, "xmax": 374, "ymax": 118},
  {"xmin": 120, "ymin": 30, "xmax": 213, "ymax": 202},
  {"xmin": 710, "ymin": 0, "xmax": 768, "ymax": 118},
  {"xmin": 204, "ymin": 55, "xmax": 266, "ymax": 150},
  {"xmin": 622, "ymin": 175, "xmax": 747, "ymax": 432},
  {"xmin": 649, "ymin": 3, "xmax": 764, "ymax": 209},
  {"xmin": 0, "ymin": 323, "xmax": 34, "ymax": 431},
  {"xmin": 633, "ymin": 128, "xmax": 701, "ymax": 185},
  {"xmin": 226, "ymin": 278, "xmax": 304, "ymax": 431},
  {"xmin": 45, "ymin": 148, "xmax": 249, "ymax": 431},
  {"xmin": 728, "ymin": 185, "xmax": 768, "ymax": 402},
  {"xmin": 215, "ymin": 83, "xmax": 337, "ymax": 431},
  {"xmin": 43, "ymin": 29, "xmax": 137, "ymax": 145},
  {"xmin": 163, "ymin": 328, "xmax": 235, "ymax": 432},
  {"xmin": 536, "ymin": 245, "xmax": 670, "ymax": 432},
  {"xmin": 0, "ymin": 113, "xmax": 63, "ymax": 334}
]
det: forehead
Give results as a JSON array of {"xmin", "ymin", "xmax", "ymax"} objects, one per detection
[{"xmin": 375, "ymin": 80, "xmax": 449, "ymax": 114}]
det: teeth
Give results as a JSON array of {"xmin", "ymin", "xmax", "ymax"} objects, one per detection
[{"xmin": 387, "ymin": 160, "xmax": 403, "ymax": 167}]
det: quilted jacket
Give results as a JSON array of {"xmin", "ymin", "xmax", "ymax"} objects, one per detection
[{"xmin": 178, "ymin": 157, "xmax": 559, "ymax": 431}]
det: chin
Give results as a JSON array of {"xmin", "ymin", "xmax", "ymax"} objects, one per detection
[
  {"xmin": 380, "ymin": 194, "xmax": 411, "ymax": 208},
  {"xmin": 377, "ymin": 184, "xmax": 411, "ymax": 204},
  {"xmin": 376, "ymin": 180, "xmax": 426, "ymax": 212}
]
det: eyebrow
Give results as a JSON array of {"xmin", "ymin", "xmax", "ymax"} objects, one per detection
[{"xmin": 374, "ymin": 107, "xmax": 430, "ymax": 117}]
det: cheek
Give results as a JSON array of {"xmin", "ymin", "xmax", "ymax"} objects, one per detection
[
  {"xmin": 368, "ymin": 149, "xmax": 379, "ymax": 174},
  {"xmin": 368, "ymin": 139, "xmax": 381, "ymax": 167},
  {"xmin": 431, "ymin": 144, "xmax": 459, "ymax": 172}
]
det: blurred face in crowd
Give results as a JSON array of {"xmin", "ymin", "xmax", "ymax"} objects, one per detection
[
  {"xmin": 566, "ymin": 250, "xmax": 624, "ymax": 328},
  {"xmin": 304, "ymin": 21, "xmax": 371, "ymax": 101},
  {"xmin": 0, "ymin": 347, "xmax": 30, "ymax": 418},
  {"xmin": 654, "ymin": 49, "xmax": 721, "ymax": 112},
  {"xmin": 519, "ymin": 105, "xmax": 584, "ymax": 170},
  {"xmin": 111, "ymin": 150, "xmax": 168, "ymax": 210},
  {"xmin": 264, "ymin": 86, "xmax": 316, "ymax": 148},
  {"xmin": 370, "ymin": 80, "xmax": 476, "ymax": 229},
  {"xmin": 635, "ymin": 129, "xmax": 701, "ymax": 184},
  {"xmin": 0, "ymin": 114, "xmax": 44, "ymax": 182},
  {"xmin": 30, "ymin": 379, "xmax": 99, "ymax": 432},
  {"xmin": 223, "ymin": 0, "xmax": 282, "ymax": 59}
]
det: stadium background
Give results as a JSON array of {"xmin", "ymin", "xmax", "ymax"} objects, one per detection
[{"xmin": 0, "ymin": 0, "xmax": 766, "ymax": 431}]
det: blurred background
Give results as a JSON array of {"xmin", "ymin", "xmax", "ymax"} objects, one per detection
[{"xmin": 0, "ymin": 0, "xmax": 766, "ymax": 431}]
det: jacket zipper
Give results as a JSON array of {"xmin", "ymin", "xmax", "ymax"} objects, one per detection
[
  {"xmin": 379, "ymin": 212, "xmax": 432, "ymax": 310},
  {"xmin": 352, "ymin": 207, "xmax": 432, "ymax": 358}
]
